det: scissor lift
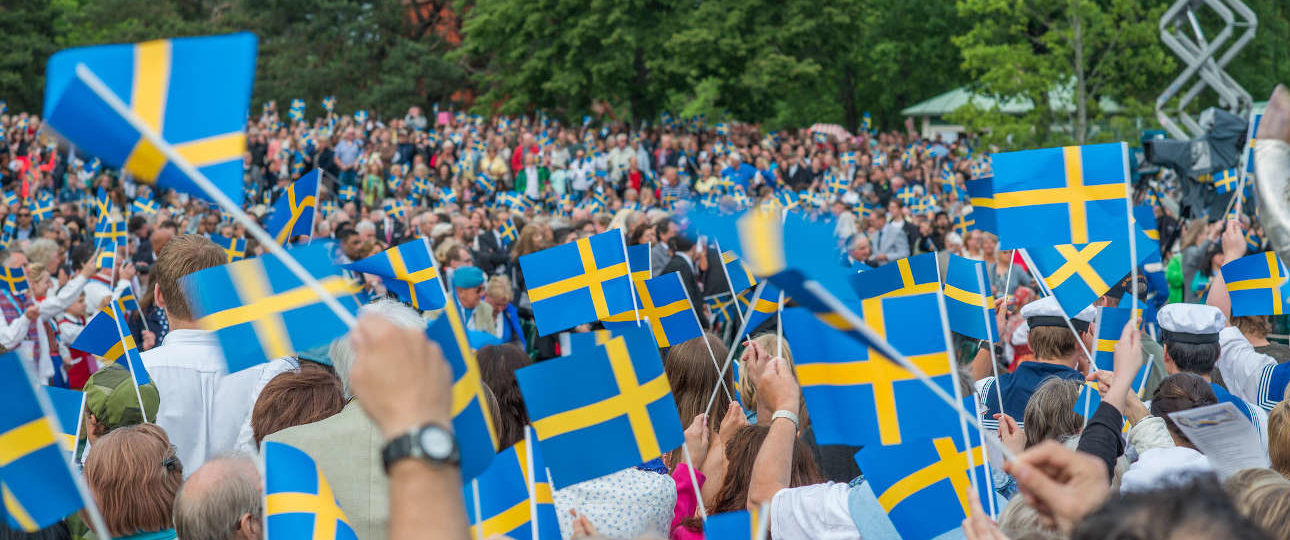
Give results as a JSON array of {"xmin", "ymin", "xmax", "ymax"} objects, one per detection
[{"xmin": 1155, "ymin": 0, "xmax": 1257, "ymax": 140}]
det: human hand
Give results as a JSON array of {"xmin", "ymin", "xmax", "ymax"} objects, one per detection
[
  {"xmin": 719, "ymin": 400, "xmax": 749, "ymax": 439},
  {"xmin": 1003, "ymin": 440, "xmax": 1110, "ymax": 533},
  {"xmin": 80, "ymin": 256, "xmax": 97, "ymax": 278},
  {"xmin": 24, "ymin": 305, "xmax": 38, "ymax": 321},
  {"xmin": 994, "ymin": 413, "xmax": 1026, "ymax": 457},
  {"xmin": 141, "ymin": 330, "xmax": 156, "ymax": 350},
  {"xmin": 962, "ymin": 491, "xmax": 1011, "ymax": 540},
  {"xmin": 118, "ymin": 261, "xmax": 136, "ymax": 281},
  {"xmin": 98, "ymin": 296, "xmax": 112, "ymax": 311},
  {"xmin": 1221, "ymin": 219, "xmax": 1246, "ymax": 263},
  {"xmin": 349, "ymin": 313, "xmax": 451, "ymax": 440},
  {"xmin": 683, "ymin": 414, "xmax": 711, "ymax": 468},
  {"xmin": 757, "ymin": 357, "xmax": 800, "ymax": 414},
  {"xmin": 569, "ymin": 510, "xmax": 598, "ymax": 539}
]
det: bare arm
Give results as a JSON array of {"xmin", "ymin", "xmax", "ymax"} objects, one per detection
[
  {"xmin": 746, "ymin": 356, "xmax": 801, "ymax": 508},
  {"xmin": 1206, "ymin": 219, "xmax": 1248, "ymax": 323}
]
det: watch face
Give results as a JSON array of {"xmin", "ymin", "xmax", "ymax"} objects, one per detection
[{"xmin": 419, "ymin": 427, "xmax": 454, "ymax": 460}]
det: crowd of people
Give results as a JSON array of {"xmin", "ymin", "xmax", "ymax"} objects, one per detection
[{"xmin": 4, "ymin": 84, "xmax": 1290, "ymax": 540}]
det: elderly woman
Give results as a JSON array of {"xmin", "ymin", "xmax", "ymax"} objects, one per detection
[{"xmin": 83, "ymin": 423, "xmax": 183, "ymax": 540}]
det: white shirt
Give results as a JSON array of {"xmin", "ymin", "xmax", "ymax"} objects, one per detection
[
  {"xmin": 83, "ymin": 275, "xmax": 128, "ymax": 320},
  {"xmin": 770, "ymin": 482, "xmax": 861, "ymax": 540},
  {"xmin": 229, "ymin": 356, "xmax": 299, "ymax": 454},
  {"xmin": 31, "ymin": 275, "xmax": 90, "ymax": 382},
  {"xmin": 523, "ymin": 166, "xmax": 540, "ymax": 199},
  {"xmin": 554, "ymin": 468, "xmax": 675, "ymax": 540},
  {"xmin": 1120, "ymin": 446, "xmax": 1213, "ymax": 493},
  {"xmin": 1216, "ymin": 326, "xmax": 1279, "ymax": 410}
]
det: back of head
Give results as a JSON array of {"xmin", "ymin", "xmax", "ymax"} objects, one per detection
[
  {"xmin": 708, "ymin": 424, "xmax": 820, "ymax": 515},
  {"xmin": 155, "ymin": 234, "xmax": 226, "ymax": 322},
  {"xmin": 84, "ymin": 424, "xmax": 183, "ymax": 538},
  {"xmin": 1224, "ymin": 468, "xmax": 1290, "ymax": 501},
  {"xmin": 998, "ymin": 497, "xmax": 1063, "ymax": 540},
  {"xmin": 1073, "ymin": 475, "xmax": 1269, "ymax": 540},
  {"xmin": 331, "ymin": 299, "xmax": 425, "ymax": 395},
  {"xmin": 173, "ymin": 455, "xmax": 262, "ymax": 540},
  {"xmin": 1165, "ymin": 340, "xmax": 1222, "ymax": 375},
  {"xmin": 1150, "ymin": 373, "xmax": 1219, "ymax": 447},
  {"xmin": 1268, "ymin": 400, "xmax": 1290, "ymax": 478},
  {"xmin": 83, "ymin": 363, "xmax": 161, "ymax": 437},
  {"xmin": 476, "ymin": 343, "xmax": 531, "ymax": 448},
  {"xmin": 664, "ymin": 333, "xmax": 732, "ymax": 429},
  {"xmin": 1023, "ymin": 378, "xmax": 1083, "ymax": 448},
  {"xmin": 251, "ymin": 368, "xmax": 346, "ymax": 446},
  {"xmin": 1234, "ymin": 483, "xmax": 1290, "ymax": 540},
  {"xmin": 1027, "ymin": 326, "xmax": 1078, "ymax": 361}
]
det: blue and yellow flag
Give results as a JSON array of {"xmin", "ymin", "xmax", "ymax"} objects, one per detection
[
  {"xmin": 425, "ymin": 297, "xmax": 498, "ymax": 480},
  {"xmin": 0, "ymin": 266, "xmax": 28, "ymax": 298},
  {"xmin": 855, "ymin": 428, "xmax": 991, "ymax": 540},
  {"xmin": 516, "ymin": 326, "xmax": 684, "ymax": 487},
  {"xmin": 263, "ymin": 441, "xmax": 358, "ymax": 540},
  {"xmin": 117, "ymin": 285, "xmax": 141, "ymax": 314},
  {"xmin": 603, "ymin": 272, "xmax": 703, "ymax": 348},
  {"xmin": 722, "ymin": 251, "xmax": 758, "ymax": 294},
  {"xmin": 29, "ymin": 200, "xmax": 53, "ymax": 223},
  {"xmin": 462, "ymin": 428, "xmax": 561, "ymax": 540},
  {"xmin": 343, "ymin": 239, "xmax": 447, "ymax": 311},
  {"xmin": 964, "ymin": 176, "xmax": 995, "ymax": 233},
  {"xmin": 132, "ymin": 197, "xmax": 159, "ymax": 216},
  {"xmin": 848, "ymin": 253, "xmax": 939, "ymax": 301},
  {"xmin": 739, "ymin": 284, "xmax": 784, "ymax": 339},
  {"xmin": 519, "ymin": 230, "xmax": 636, "ymax": 336},
  {"xmin": 782, "ymin": 293, "xmax": 960, "ymax": 447},
  {"xmin": 705, "ymin": 292, "xmax": 738, "ymax": 327},
  {"xmin": 991, "ymin": 143, "xmax": 1129, "ymax": 249},
  {"xmin": 184, "ymin": 243, "xmax": 364, "ymax": 372},
  {"xmin": 1026, "ymin": 239, "xmax": 1139, "ymax": 318},
  {"xmin": 894, "ymin": 186, "xmax": 919, "ymax": 207},
  {"xmin": 0, "ymin": 353, "xmax": 87, "ymax": 532},
  {"xmin": 43, "ymin": 386, "xmax": 83, "ymax": 454},
  {"xmin": 705, "ymin": 507, "xmax": 767, "ymax": 540},
  {"xmin": 70, "ymin": 297, "xmax": 150, "ymax": 385},
  {"xmin": 1214, "ymin": 167, "xmax": 1240, "ymax": 194},
  {"xmin": 96, "ymin": 248, "xmax": 116, "ymax": 271},
  {"xmin": 943, "ymin": 255, "xmax": 997, "ymax": 341},
  {"xmin": 496, "ymin": 217, "xmax": 518, "ymax": 249},
  {"xmin": 1221, "ymin": 251, "xmax": 1290, "ymax": 317},
  {"xmin": 266, "ymin": 169, "xmax": 319, "ymax": 245},
  {"xmin": 1092, "ymin": 307, "xmax": 1152, "ymax": 394},
  {"xmin": 626, "ymin": 243, "xmax": 652, "ymax": 287},
  {"xmin": 44, "ymin": 33, "xmax": 256, "ymax": 205},
  {"xmin": 210, "ymin": 233, "xmax": 247, "ymax": 262},
  {"xmin": 1131, "ymin": 205, "xmax": 1162, "ymax": 264},
  {"xmin": 94, "ymin": 215, "xmax": 126, "ymax": 251},
  {"xmin": 336, "ymin": 185, "xmax": 357, "ymax": 202},
  {"xmin": 1247, "ymin": 113, "xmax": 1262, "ymax": 174}
]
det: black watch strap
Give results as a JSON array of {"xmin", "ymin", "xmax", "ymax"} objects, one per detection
[{"xmin": 380, "ymin": 423, "xmax": 459, "ymax": 473}]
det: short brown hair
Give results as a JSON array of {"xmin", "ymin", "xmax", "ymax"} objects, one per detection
[
  {"xmin": 251, "ymin": 367, "xmax": 346, "ymax": 446},
  {"xmin": 1024, "ymin": 378, "xmax": 1083, "ymax": 448},
  {"xmin": 154, "ymin": 234, "xmax": 226, "ymax": 321},
  {"xmin": 1028, "ymin": 326, "xmax": 1079, "ymax": 360},
  {"xmin": 1233, "ymin": 316, "xmax": 1272, "ymax": 339},
  {"xmin": 1150, "ymin": 373, "xmax": 1218, "ymax": 447},
  {"xmin": 1270, "ymin": 401, "xmax": 1290, "ymax": 478},
  {"xmin": 84, "ymin": 423, "xmax": 182, "ymax": 538},
  {"xmin": 665, "ymin": 333, "xmax": 733, "ymax": 431}
]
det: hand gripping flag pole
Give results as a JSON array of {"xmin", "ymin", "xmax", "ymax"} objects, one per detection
[{"xmin": 74, "ymin": 63, "xmax": 357, "ymax": 328}]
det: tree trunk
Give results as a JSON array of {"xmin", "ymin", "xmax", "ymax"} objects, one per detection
[
  {"xmin": 840, "ymin": 65, "xmax": 859, "ymax": 133},
  {"xmin": 1072, "ymin": 4, "xmax": 1088, "ymax": 144}
]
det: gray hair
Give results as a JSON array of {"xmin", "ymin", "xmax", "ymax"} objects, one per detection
[
  {"xmin": 354, "ymin": 220, "xmax": 375, "ymax": 234},
  {"xmin": 332, "ymin": 299, "xmax": 426, "ymax": 395},
  {"xmin": 173, "ymin": 455, "xmax": 262, "ymax": 540},
  {"xmin": 26, "ymin": 238, "xmax": 61, "ymax": 267}
]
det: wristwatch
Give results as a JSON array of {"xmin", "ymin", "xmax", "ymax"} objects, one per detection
[{"xmin": 381, "ymin": 423, "xmax": 459, "ymax": 473}]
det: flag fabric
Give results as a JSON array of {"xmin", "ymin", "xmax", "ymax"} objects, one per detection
[
  {"xmin": 855, "ymin": 427, "xmax": 991, "ymax": 540},
  {"xmin": 516, "ymin": 326, "xmax": 684, "ymax": 487},
  {"xmin": 1247, "ymin": 113, "xmax": 1262, "ymax": 174},
  {"xmin": 44, "ymin": 33, "xmax": 256, "ymax": 205},
  {"xmin": 704, "ymin": 292, "xmax": 739, "ymax": 327},
  {"xmin": 1025, "ymin": 239, "xmax": 1140, "ymax": 317},
  {"xmin": 461, "ymin": 429, "xmax": 561, "ymax": 540},
  {"xmin": 96, "ymin": 248, "xmax": 115, "ymax": 271},
  {"xmin": 705, "ymin": 508, "xmax": 767, "ymax": 540},
  {"xmin": 43, "ymin": 386, "xmax": 83, "ymax": 454},
  {"xmin": 1221, "ymin": 252, "xmax": 1290, "ymax": 317},
  {"xmin": 94, "ymin": 216, "xmax": 126, "ymax": 251},
  {"xmin": 263, "ymin": 441, "xmax": 358, "ymax": 540},
  {"xmin": 722, "ymin": 251, "xmax": 758, "ymax": 294},
  {"xmin": 131, "ymin": 197, "xmax": 159, "ymax": 215},
  {"xmin": 70, "ymin": 297, "xmax": 150, "ymax": 385},
  {"xmin": 991, "ymin": 143, "xmax": 1130, "ymax": 249},
  {"xmin": 739, "ymin": 284, "xmax": 783, "ymax": 338},
  {"xmin": 627, "ymin": 243, "xmax": 652, "ymax": 287},
  {"xmin": 343, "ymin": 239, "xmax": 447, "ymax": 311},
  {"xmin": 495, "ymin": 217, "xmax": 518, "ymax": 248},
  {"xmin": 943, "ymin": 255, "xmax": 997, "ymax": 341},
  {"xmin": 0, "ymin": 266, "xmax": 28, "ymax": 298},
  {"xmin": 337, "ymin": 185, "xmax": 357, "ymax": 202},
  {"xmin": 519, "ymin": 230, "xmax": 636, "ymax": 336},
  {"xmin": 0, "ymin": 352, "xmax": 86, "ymax": 532},
  {"xmin": 1132, "ymin": 205, "xmax": 1162, "ymax": 264},
  {"xmin": 29, "ymin": 199, "xmax": 53, "ymax": 223},
  {"xmin": 848, "ymin": 253, "xmax": 939, "ymax": 301},
  {"xmin": 1214, "ymin": 167, "xmax": 1240, "ymax": 194},
  {"xmin": 782, "ymin": 293, "xmax": 960, "ymax": 447},
  {"xmin": 603, "ymin": 272, "xmax": 702, "ymax": 348},
  {"xmin": 266, "ymin": 170, "xmax": 319, "ymax": 245},
  {"xmin": 117, "ymin": 285, "xmax": 141, "ymax": 314},
  {"xmin": 183, "ymin": 243, "xmax": 364, "ymax": 372},
  {"xmin": 210, "ymin": 234, "xmax": 247, "ymax": 262},
  {"xmin": 1092, "ymin": 307, "xmax": 1152, "ymax": 393},
  {"xmin": 964, "ymin": 177, "xmax": 995, "ymax": 233},
  {"xmin": 425, "ymin": 298, "xmax": 498, "ymax": 480}
]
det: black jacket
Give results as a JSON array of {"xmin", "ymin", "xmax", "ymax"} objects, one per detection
[
  {"xmin": 659, "ymin": 254, "xmax": 707, "ymax": 328},
  {"xmin": 472, "ymin": 232, "xmax": 509, "ymax": 276}
]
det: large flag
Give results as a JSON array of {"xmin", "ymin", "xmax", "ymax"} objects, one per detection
[
  {"xmin": 0, "ymin": 265, "xmax": 28, "ymax": 298},
  {"xmin": 781, "ymin": 293, "xmax": 960, "ymax": 447},
  {"xmin": 991, "ymin": 143, "xmax": 1130, "ymax": 249},
  {"xmin": 516, "ymin": 326, "xmax": 683, "ymax": 487},
  {"xmin": 627, "ymin": 243, "xmax": 652, "ymax": 287},
  {"xmin": 855, "ymin": 428, "xmax": 992, "ymax": 540},
  {"xmin": 1221, "ymin": 252, "xmax": 1290, "ymax": 317},
  {"xmin": 0, "ymin": 353, "xmax": 86, "ymax": 531},
  {"xmin": 210, "ymin": 233, "xmax": 247, "ymax": 262},
  {"xmin": 462, "ymin": 429, "xmax": 561, "ymax": 540},
  {"xmin": 263, "ymin": 441, "xmax": 358, "ymax": 540},
  {"xmin": 425, "ymin": 299, "xmax": 498, "ymax": 481},
  {"xmin": 343, "ymin": 239, "xmax": 447, "ymax": 311},
  {"xmin": 1026, "ymin": 239, "xmax": 1139, "ymax": 317},
  {"xmin": 266, "ymin": 170, "xmax": 320, "ymax": 245},
  {"xmin": 44, "ymin": 33, "xmax": 256, "ymax": 205},
  {"xmin": 848, "ymin": 253, "xmax": 939, "ymax": 300},
  {"xmin": 70, "ymin": 297, "xmax": 150, "ymax": 385},
  {"xmin": 943, "ymin": 255, "xmax": 997, "ymax": 341},
  {"xmin": 603, "ymin": 272, "xmax": 703, "ymax": 348},
  {"xmin": 183, "ymin": 243, "xmax": 364, "ymax": 372},
  {"xmin": 43, "ymin": 386, "xmax": 84, "ymax": 455},
  {"xmin": 519, "ymin": 230, "xmax": 636, "ymax": 336}
]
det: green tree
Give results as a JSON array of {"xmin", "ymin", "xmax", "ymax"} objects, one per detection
[{"xmin": 0, "ymin": 2, "xmax": 62, "ymax": 112}]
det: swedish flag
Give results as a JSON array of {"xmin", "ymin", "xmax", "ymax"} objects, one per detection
[
  {"xmin": 705, "ymin": 507, "xmax": 767, "ymax": 540},
  {"xmin": 94, "ymin": 215, "xmax": 126, "ymax": 251},
  {"xmin": 1, "ymin": 191, "xmax": 16, "ymax": 208},
  {"xmin": 1221, "ymin": 252, "xmax": 1290, "ymax": 317},
  {"xmin": 952, "ymin": 213, "xmax": 974, "ymax": 238},
  {"xmin": 426, "ymin": 298, "xmax": 498, "ymax": 480},
  {"xmin": 475, "ymin": 174, "xmax": 496, "ymax": 194},
  {"xmin": 782, "ymin": 293, "xmax": 960, "ymax": 447},
  {"xmin": 44, "ymin": 33, "xmax": 256, "ymax": 205},
  {"xmin": 519, "ymin": 230, "xmax": 636, "ymax": 336},
  {"xmin": 739, "ymin": 284, "xmax": 783, "ymax": 338},
  {"xmin": 44, "ymin": 386, "xmax": 83, "ymax": 454},
  {"xmin": 337, "ymin": 185, "xmax": 357, "ymax": 202},
  {"xmin": 943, "ymin": 255, "xmax": 997, "ymax": 341},
  {"xmin": 91, "ymin": 187, "xmax": 111, "ymax": 217},
  {"xmin": 0, "ymin": 266, "xmax": 28, "ymax": 297},
  {"xmin": 895, "ymin": 186, "xmax": 919, "ymax": 207},
  {"xmin": 1247, "ymin": 113, "xmax": 1262, "ymax": 174},
  {"xmin": 627, "ymin": 243, "xmax": 652, "ymax": 287},
  {"xmin": 132, "ymin": 196, "xmax": 159, "ymax": 216},
  {"xmin": 848, "ymin": 253, "xmax": 939, "ymax": 301},
  {"xmin": 722, "ymin": 251, "xmax": 758, "ymax": 294},
  {"xmin": 855, "ymin": 428, "xmax": 992, "ymax": 540},
  {"xmin": 263, "ymin": 441, "xmax": 358, "ymax": 540},
  {"xmin": 1093, "ymin": 307, "xmax": 1152, "ymax": 392},
  {"xmin": 210, "ymin": 233, "xmax": 247, "ymax": 262},
  {"xmin": 117, "ymin": 285, "xmax": 141, "ymax": 314},
  {"xmin": 991, "ymin": 143, "xmax": 1130, "ymax": 249},
  {"xmin": 462, "ymin": 429, "xmax": 561, "ymax": 540},
  {"xmin": 602, "ymin": 272, "xmax": 702, "ymax": 348},
  {"xmin": 29, "ymin": 200, "xmax": 53, "ymax": 223},
  {"xmin": 267, "ymin": 170, "xmax": 319, "ymax": 245},
  {"xmin": 70, "ymin": 297, "xmax": 150, "ymax": 385},
  {"xmin": 1214, "ymin": 167, "xmax": 1240, "ymax": 194},
  {"xmin": 96, "ymin": 248, "xmax": 116, "ymax": 271},
  {"xmin": 183, "ymin": 243, "xmax": 364, "ymax": 372},
  {"xmin": 704, "ymin": 292, "xmax": 738, "ymax": 327},
  {"xmin": 344, "ymin": 239, "xmax": 446, "ymax": 311},
  {"xmin": 516, "ymin": 326, "xmax": 684, "ymax": 487},
  {"xmin": 1026, "ymin": 238, "xmax": 1148, "ymax": 317},
  {"xmin": 964, "ymin": 176, "xmax": 995, "ymax": 233},
  {"xmin": 0, "ymin": 353, "xmax": 87, "ymax": 532}
]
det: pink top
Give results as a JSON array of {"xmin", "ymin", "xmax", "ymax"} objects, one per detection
[{"xmin": 670, "ymin": 463, "xmax": 706, "ymax": 540}]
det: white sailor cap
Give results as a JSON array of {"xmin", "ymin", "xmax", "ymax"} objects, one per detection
[
  {"xmin": 1157, "ymin": 304, "xmax": 1225, "ymax": 344},
  {"xmin": 1020, "ymin": 296, "xmax": 1096, "ymax": 333}
]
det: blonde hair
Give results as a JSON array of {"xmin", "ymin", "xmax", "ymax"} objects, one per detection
[
  {"xmin": 23, "ymin": 238, "xmax": 59, "ymax": 268},
  {"xmin": 486, "ymin": 275, "xmax": 513, "ymax": 303},
  {"xmin": 739, "ymin": 333, "xmax": 794, "ymax": 413},
  {"xmin": 1224, "ymin": 468, "xmax": 1290, "ymax": 501},
  {"xmin": 998, "ymin": 496, "xmax": 1063, "ymax": 540},
  {"xmin": 1269, "ymin": 401, "xmax": 1290, "ymax": 478},
  {"xmin": 1233, "ymin": 483, "xmax": 1290, "ymax": 539}
]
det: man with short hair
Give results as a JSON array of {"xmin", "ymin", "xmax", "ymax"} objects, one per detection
[
  {"xmin": 334, "ymin": 128, "xmax": 362, "ymax": 187},
  {"xmin": 173, "ymin": 456, "xmax": 263, "ymax": 540}
]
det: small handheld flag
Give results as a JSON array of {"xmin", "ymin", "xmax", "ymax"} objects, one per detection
[
  {"xmin": 266, "ymin": 170, "xmax": 319, "ymax": 245},
  {"xmin": 1221, "ymin": 251, "xmax": 1289, "ymax": 317},
  {"xmin": 426, "ymin": 298, "xmax": 498, "ymax": 480},
  {"xmin": 211, "ymin": 234, "xmax": 248, "ymax": 262},
  {"xmin": 855, "ymin": 429, "xmax": 992, "ymax": 540},
  {"xmin": 343, "ymin": 239, "xmax": 447, "ymax": 311},
  {"xmin": 44, "ymin": 386, "xmax": 85, "ymax": 455},
  {"xmin": 991, "ymin": 143, "xmax": 1129, "ymax": 249},
  {"xmin": 70, "ymin": 297, "xmax": 151, "ymax": 386},
  {"xmin": 849, "ymin": 253, "xmax": 939, "ymax": 301},
  {"xmin": 943, "ymin": 255, "xmax": 997, "ymax": 341},
  {"xmin": 519, "ymin": 230, "xmax": 636, "ymax": 336},
  {"xmin": 263, "ymin": 441, "xmax": 358, "ymax": 540},
  {"xmin": 462, "ymin": 429, "xmax": 561, "ymax": 540},
  {"xmin": 0, "ymin": 266, "xmax": 29, "ymax": 297},
  {"xmin": 602, "ymin": 271, "xmax": 703, "ymax": 348}
]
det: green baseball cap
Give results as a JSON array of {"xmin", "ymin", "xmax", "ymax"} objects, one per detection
[{"xmin": 83, "ymin": 364, "xmax": 160, "ymax": 429}]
